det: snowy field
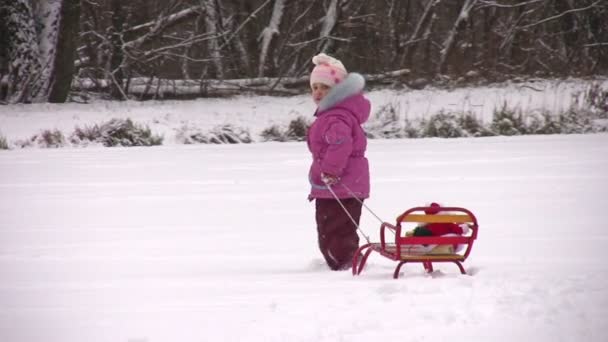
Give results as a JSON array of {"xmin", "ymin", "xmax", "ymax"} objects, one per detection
[{"xmin": 1, "ymin": 132, "xmax": 608, "ymax": 342}]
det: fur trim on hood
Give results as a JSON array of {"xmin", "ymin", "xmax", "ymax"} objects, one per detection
[{"xmin": 317, "ymin": 73, "xmax": 366, "ymax": 112}]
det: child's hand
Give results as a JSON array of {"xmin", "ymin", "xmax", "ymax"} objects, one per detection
[{"xmin": 321, "ymin": 173, "xmax": 339, "ymax": 185}]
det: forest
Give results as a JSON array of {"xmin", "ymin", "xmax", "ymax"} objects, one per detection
[{"xmin": 1, "ymin": 0, "xmax": 607, "ymax": 103}]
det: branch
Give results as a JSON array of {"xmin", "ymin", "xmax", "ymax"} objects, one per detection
[
  {"xmin": 140, "ymin": 32, "xmax": 222, "ymax": 58},
  {"xmin": 519, "ymin": 0, "xmax": 603, "ymax": 30},
  {"xmin": 219, "ymin": 0, "xmax": 273, "ymax": 50},
  {"xmin": 478, "ymin": 0, "xmax": 543, "ymax": 9},
  {"xmin": 364, "ymin": 69, "xmax": 411, "ymax": 84},
  {"xmin": 286, "ymin": 35, "xmax": 350, "ymax": 47},
  {"xmin": 124, "ymin": 6, "xmax": 202, "ymax": 49},
  {"xmin": 73, "ymin": 69, "xmax": 415, "ymax": 98}
]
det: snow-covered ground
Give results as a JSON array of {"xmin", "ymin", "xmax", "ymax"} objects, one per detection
[{"xmin": 1, "ymin": 132, "xmax": 607, "ymax": 342}]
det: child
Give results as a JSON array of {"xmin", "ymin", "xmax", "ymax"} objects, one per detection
[{"xmin": 306, "ymin": 53, "xmax": 371, "ymax": 270}]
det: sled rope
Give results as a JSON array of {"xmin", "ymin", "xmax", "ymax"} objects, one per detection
[
  {"xmin": 326, "ymin": 184, "xmax": 371, "ymax": 243},
  {"xmin": 340, "ymin": 183, "xmax": 386, "ymax": 226}
]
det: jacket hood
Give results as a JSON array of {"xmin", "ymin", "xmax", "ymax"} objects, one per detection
[{"xmin": 317, "ymin": 73, "xmax": 370, "ymax": 124}]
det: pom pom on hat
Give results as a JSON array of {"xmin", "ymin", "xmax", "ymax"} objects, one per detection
[
  {"xmin": 310, "ymin": 53, "xmax": 347, "ymax": 88},
  {"xmin": 424, "ymin": 202, "xmax": 442, "ymax": 215}
]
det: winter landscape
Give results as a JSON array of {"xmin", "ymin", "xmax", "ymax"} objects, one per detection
[
  {"xmin": 1, "ymin": 78, "xmax": 608, "ymax": 342},
  {"xmin": 2, "ymin": 0, "xmax": 608, "ymax": 340}
]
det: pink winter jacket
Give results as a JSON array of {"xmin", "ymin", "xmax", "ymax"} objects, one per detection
[{"xmin": 307, "ymin": 73, "xmax": 371, "ymax": 200}]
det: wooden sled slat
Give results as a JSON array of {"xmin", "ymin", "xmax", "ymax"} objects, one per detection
[{"xmin": 401, "ymin": 214, "xmax": 473, "ymax": 224}]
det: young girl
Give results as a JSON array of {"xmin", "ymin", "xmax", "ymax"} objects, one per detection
[{"xmin": 306, "ymin": 53, "xmax": 371, "ymax": 270}]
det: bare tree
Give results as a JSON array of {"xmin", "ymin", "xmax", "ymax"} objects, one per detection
[
  {"xmin": 6, "ymin": 0, "xmax": 602, "ymax": 101},
  {"xmin": 108, "ymin": 0, "xmax": 126, "ymax": 99},
  {"xmin": 400, "ymin": 0, "xmax": 443, "ymax": 69},
  {"xmin": 258, "ymin": 0, "xmax": 285, "ymax": 77},
  {"xmin": 317, "ymin": 0, "xmax": 340, "ymax": 52},
  {"xmin": 437, "ymin": 0, "xmax": 478, "ymax": 75},
  {"xmin": 199, "ymin": 0, "xmax": 224, "ymax": 78}
]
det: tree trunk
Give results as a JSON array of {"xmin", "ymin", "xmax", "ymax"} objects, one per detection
[
  {"xmin": 317, "ymin": 0, "xmax": 339, "ymax": 52},
  {"xmin": 258, "ymin": 0, "xmax": 285, "ymax": 77},
  {"xmin": 389, "ymin": 0, "xmax": 410, "ymax": 66},
  {"xmin": 32, "ymin": 0, "xmax": 62, "ymax": 102},
  {"xmin": 400, "ymin": 0, "xmax": 441, "ymax": 69},
  {"xmin": 48, "ymin": 0, "xmax": 81, "ymax": 103},
  {"xmin": 482, "ymin": 5, "xmax": 498, "ymax": 76},
  {"xmin": 200, "ymin": 0, "xmax": 224, "ymax": 78},
  {"xmin": 1, "ymin": 0, "xmax": 41, "ymax": 103},
  {"xmin": 109, "ymin": 0, "xmax": 126, "ymax": 100},
  {"xmin": 437, "ymin": 0, "xmax": 478, "ymax": 75}
]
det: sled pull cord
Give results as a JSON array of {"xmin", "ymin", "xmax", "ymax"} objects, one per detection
[
  {"xmin": 340, "ymin": 183, "xmax": 386, "ymax": 227},
  {"xmin": 325, "ymin": 184, "xmax": 373, "ymax": 243}
]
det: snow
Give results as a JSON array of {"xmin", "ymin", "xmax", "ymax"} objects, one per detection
[{"xmin": 1, "ymin": 81, "xmax": 608, "ymax": 341}]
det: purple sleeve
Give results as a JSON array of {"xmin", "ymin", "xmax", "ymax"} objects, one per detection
[{"xmin": 320, "ymin": 118, "xmax": 353, "ymax": 176}]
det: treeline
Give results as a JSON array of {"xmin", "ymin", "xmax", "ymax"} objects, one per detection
[{"xmin": 1, "ymin": 0, "xmax": 607, "ymax": 102}]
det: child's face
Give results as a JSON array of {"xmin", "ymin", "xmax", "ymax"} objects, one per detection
[{"xmin": 311, "ymin": 83, "xmax": 331, "ymax": 105}]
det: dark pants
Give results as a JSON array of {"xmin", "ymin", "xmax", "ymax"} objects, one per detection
[{"xmin": 315, "ymin": 198, "xmax": 362, "ymax": 270}]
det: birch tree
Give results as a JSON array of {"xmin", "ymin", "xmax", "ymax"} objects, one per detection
[
  {"xmin": 33, "ymin": 0, "xmax": 62, "ymax": 101},
  {"xmin": 437, "ymin": 0, "xmax": 478, "ymax": 75},
  {"xmin": 199, "ymin": 0, "xmax": 224, "ymax": 78},
  {"xmin": 399, "ymin": 0, "xmax": 442, "ymax": 69},
  {"xmin": 318, "ymin": 0, "xmax": 339, "ymax": 52},
  {"xmin": 257, "ymin": 0, "xmax": 285, "ymax": 77},
  {"xmin": 108, "ymin": 0, "xmax": 126, "ymax": 99}
]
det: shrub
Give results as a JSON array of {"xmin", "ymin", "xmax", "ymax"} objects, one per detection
[
  {"xmin": 400, "ymin": 111, "xmax": 491, "ymax": 139},
  {"xmin": 176, "ymin": 123, "xmax": 252, "ymax": 144},
  {"xmin": 521, "ymin": 108, "xmax": 597, "ymax": 135},
  {"xmin": 18, "ymin": 129, "xmax": 66, "ymax": 148},
  {"xmin": 366, "ymin": 102, "xmax": 405, "ymax": 139},
  {"xmin": 101, "ymin": 119, "xmax": 163, "ymax": 146},
  {"xmin": 40, "ymin": 129, "xmax": 66, "ymax": 147},
  {"xmin": 70, "ymin": 125, "xmax": 103, "ymax": 146},
  {"xmin": 526, "ymin": 111, "xmax": 562, "ymax": 135},
  {"xmin": 458, "ymin": 112, "xmax": 495, "ymax": 137},
  {"xmin": 422, "ymin": 111, "xmax": 467, "ymax": 138},
  {"xmin": 580, "ymin": 83, "xmax": 608, "ymax": 118},
  {"xmin": 285, "ymin": 116, "xmax": 309, "ymax": 141},
  {"xmin": 0, "ymin": 133, "xmax": 8, "ymax": 150},
  {"xmin": 403, "ymin": 118, "xmax": 422, "ymax": 138},
  {"xmin": 558, "ymin": 108, "xmax": 595, "ymax": 134},
  {"xmin": 261, "ymin": 125, "xmax": 287, "ymax": 142},
  {"xmin": 490, "ymin": 103, "xmax": 526, "ymax": 136},
  {"xmin": 261, "ymin": 116, "xmax": 309, "ymax": 142},
  {"xmin": 175, "ymin": 124, "xmax": 210, "ymax": 144},
  {"xmin": 71, "ymin": 118, "xmax": 163, "ymax": 147},
  {"xmin": 207, "ymin": 125, "xmax": 252, "ymax": 144}
]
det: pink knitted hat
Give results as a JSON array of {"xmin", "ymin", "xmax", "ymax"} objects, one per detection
[{"xmin": 310, "ymin": 53, "xmax": 347, "ymax": 88}]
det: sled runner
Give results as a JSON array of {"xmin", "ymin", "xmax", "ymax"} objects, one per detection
[{"xmin": 352, "ymin": 206, "xmax": 479, "ymax": 279}]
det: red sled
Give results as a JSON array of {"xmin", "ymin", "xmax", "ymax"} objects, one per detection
[{"xmin": 352, "ymin": 206, "xmax": 479, "ymax": 279}]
